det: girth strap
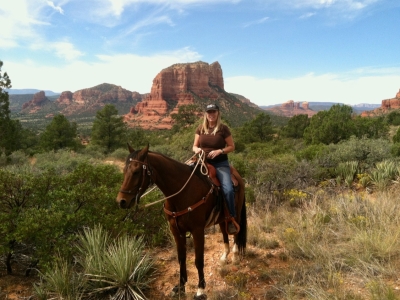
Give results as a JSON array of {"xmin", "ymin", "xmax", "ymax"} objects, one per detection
[{"xmin": 163, "ymin": 187, "xmax": 213, "ymax": 237}]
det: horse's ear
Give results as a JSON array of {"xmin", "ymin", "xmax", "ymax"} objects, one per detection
[
  {"xmin": 127, "ymin": 143, "xmax": 135, "ymax": 153},
  {"xmin": 138, "ymin": 143, "xmax": 149, "ymax": 160}
]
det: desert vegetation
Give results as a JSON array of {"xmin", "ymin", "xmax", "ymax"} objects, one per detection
[{"xmin": 3, "ymin": 60, "xmax": 400, "ymax": 299}]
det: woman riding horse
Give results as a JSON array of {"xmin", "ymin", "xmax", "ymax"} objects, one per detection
[{"xmin": 116, "ymin": 143, "xmax": 246, "ymax": 299}]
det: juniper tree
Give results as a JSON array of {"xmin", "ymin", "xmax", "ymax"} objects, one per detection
[{"xmin": 90, "ymin": 104, "xmax": 127, "ymax": 153}]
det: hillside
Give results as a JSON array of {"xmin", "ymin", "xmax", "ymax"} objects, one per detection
[
  {"xmin": 9, "ymin": 62, "xmax": 264, "ymax": 130},
  {"xmin": 260, "ymin": 101, "xmax": 381, "ymax": 116}
]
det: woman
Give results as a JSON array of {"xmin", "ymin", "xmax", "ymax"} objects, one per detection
[{"xmin": 193, "ymin": 103, "xmax": 237, "ymax": 234}]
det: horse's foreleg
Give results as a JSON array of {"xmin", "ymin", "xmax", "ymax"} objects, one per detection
[
  {"xmin": 219, "ymin": 223, "xmax": 230, "ymax": 264},
  {"xmin": 171, "ymin": 231, "xmax": 187, "ymax": 296},
  {"xmin": 231, "ymin": 239, "xmax": 239, "ymax": 264},
  {"xmin": 192, "ymin": 228, "xmax": 206, "ymax": 298}
]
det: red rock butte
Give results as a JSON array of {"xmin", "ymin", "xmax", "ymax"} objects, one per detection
[
  {"xmin": 361, "ymin": 89, "xmax": 400, "ymax": 117},
  {"xmin": 55, "ymin": 84, "xmax": 141, "ymax": 116},
  {"xmin": 265, "ymin": 100, "xmax": 316, "ymax": 118},
  {"xmin": 124, "ymin": 61, "xmax": 224, "ymax": 129},
  {"xmin": 22, "ymin": 91, "xmax": 50, "ymax": 113}
]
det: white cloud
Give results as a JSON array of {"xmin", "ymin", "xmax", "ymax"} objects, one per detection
[
  {"xmin": 287, "ymin": 0, "xmax": 379, "ymax": 9},
  {"xmin": 267, "ymin": 0, "xmax": 382, "ymax": 18},
  {"xmin": 47, "ymin": 1, "xmax": 64, "ymax": 14},
  {"xmin": 0, "ymin": 0, "xmax": 51, "ymax": 48},
  {"xmin": 121, "ymin": 15, "xmax": 175, "ymax": 37},
  {"xmin": 299, "ymin": 12, "xmax": 316, "ymax": 19},
  {"xmin": 225, "ymin": 69, "xmax": 400, "ymax": 106},
  {"xmin": 6, "ymin": 48, "xmax": 202, "ymax": 93},
  {"xmin": 99, "ymin": 0, "xmax": 241, "ymax": 17},
  {"xmin": 50, "ymin": 41, "xmax": 84, "ymax": 60},
  {"xmin": 242, "ymin": 17, "xmax": 269, "ymax": 28}
]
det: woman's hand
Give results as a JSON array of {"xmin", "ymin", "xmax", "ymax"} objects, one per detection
[
  {"xmin": 194, "ymin": 147, "xmax": 202, "ymax": 154},
  {"xmin": 207, "ymin": 149, "xmax": 222, "ymax": 159}
]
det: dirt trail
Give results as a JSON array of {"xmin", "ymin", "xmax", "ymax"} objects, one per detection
[
  {"xmin": 0, "ymin": 227, "xmax": 287, "ymax": 299},
  {"xmin": 147, "ymin": 227, "xmax": 287, "ymax": 299}
]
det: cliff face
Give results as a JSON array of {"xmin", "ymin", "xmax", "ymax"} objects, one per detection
[
  {"xmin": 361, "ymin": 89, "xmax": 400, "ymax": 117},
  {"xmin": 18, "ymin": 63, "xmax": 260, "ymax": 128},
  {"xmin": 20, "ymin": 84, "xmax": 144, "ymax": 116},
  {"xmin": 124, "ymin": 61, "xmax": 225, "ymax": 129},
  {"xmin": 21, "ymin": 91, "xmax": 51, "ymax": 113},
  {"xmin": 56, "ymin": 83, "xmax": 143, "ymax": 115},
  {"xmin": 265, "ymin": 100, "xmax": 316, "ymax": 117}
]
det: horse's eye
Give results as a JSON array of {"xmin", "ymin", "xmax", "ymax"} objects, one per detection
[{"xmin": 133, "ymin": 170, "xmax": 140, "ymax": 175}]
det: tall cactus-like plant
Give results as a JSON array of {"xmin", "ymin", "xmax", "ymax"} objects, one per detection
[
  {"xmin": 335, "ymin": 161, "xmax": 358, "ymax": 187},
  {"xmin": 370, "ymin": 159, "xmax": 399, "ymax": 191}
]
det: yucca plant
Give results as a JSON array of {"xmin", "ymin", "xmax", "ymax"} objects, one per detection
[
  {"xmin": 375, "ymin": 160, "xmax": 398, "ymax": 181},
  {"xmin": 77, "ymin": 225, "xmax": 156, "ymax": 300},
  {"xmin": 34, "ymin": 257, "xmax": 85, "ymax": 300},
  {"xmin": 335, "ymin": 161, "xmax": 358, "ymax": 187},
  {"xmin": 369, "ymin": 160, "xmax": 398, "ymax": 191}
]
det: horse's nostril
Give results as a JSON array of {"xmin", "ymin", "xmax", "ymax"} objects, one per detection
[{"xmin": 119, "ymin": 199, "xmax": 127, "ymax": 208}]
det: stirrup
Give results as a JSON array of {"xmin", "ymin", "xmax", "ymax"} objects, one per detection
[{"xmin": 225, "ymin": 217, "xmax": 240, "ymax": 235}]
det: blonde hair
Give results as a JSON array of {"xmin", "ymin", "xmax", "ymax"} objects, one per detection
[{"xmin": 201, "ymin": 111, "xmax": 222, "ymax": 135}]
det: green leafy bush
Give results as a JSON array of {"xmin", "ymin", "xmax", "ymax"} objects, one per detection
[{"xmin": 321, "ymin": 136, "xmax": 392, "ymax": 171}]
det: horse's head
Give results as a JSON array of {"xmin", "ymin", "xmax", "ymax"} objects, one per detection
[{"xmin": 116, "ymin": 144, "xmax": 152, "ymax": 209}]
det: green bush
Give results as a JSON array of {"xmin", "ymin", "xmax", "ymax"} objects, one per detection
[
  {"xmin": 391, "ymin": 143, "xmax": 400, "ymax": 157},
  {"xmin": 296, "ymin": 144, "xmax": 327, "ymax": 161},
  {"xmin": 321, "ymin": 136, "xmax": 392, "ymax": 171}
]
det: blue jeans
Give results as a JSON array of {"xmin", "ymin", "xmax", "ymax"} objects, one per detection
[{"xmin": 209, "ymin": 160, "xmax": 235, "ymax": 218}]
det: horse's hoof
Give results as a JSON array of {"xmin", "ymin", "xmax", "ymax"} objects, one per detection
[
  {"xmin": 193, "ymin": 294, "xmax": 207, "ymax": 300},
  {"xmin": 170, "ymin": 285, "xmax": 185, "ymax": 297}
]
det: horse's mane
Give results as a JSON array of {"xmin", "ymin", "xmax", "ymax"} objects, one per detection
[{"xmin": 149, "ymin": 151, "xmax": 210, "ymax": 186}]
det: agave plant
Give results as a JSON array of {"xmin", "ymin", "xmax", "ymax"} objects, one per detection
[
  {"xmin": 369, "ymin": 170, "xmax": 391, "ymax": 191},
  {"xmin": 34, "ymin": 257, "xmax": 85, "ymax": 300},
  {"xmin": 335, "ymin": 161, "xmax": 358, "ymax": 187},
  {"xmin": 77, "ymin": 225, "xmax": 155, "ymax": 300},
  {"xmin": 375, "ymin": 160, "xmax": 398, "ymax": 179}
]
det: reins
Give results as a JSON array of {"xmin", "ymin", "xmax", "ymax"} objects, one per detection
[{"xmin": 141, "ymin": 150, "xmax": 209, "ymax": 208}]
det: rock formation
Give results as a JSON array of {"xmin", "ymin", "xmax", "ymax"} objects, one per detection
[
  {"xmin": 265, "ymin": 100, "xmax": 316, "ymax": 117},
  {"xmin": 21, "ymin": 91, "xmax": 50, "ymax": 113},
  {"xmin": 56, "ymin": 91, "xmax": 74, "ymax": 105},
  {"xmin": 361, "ymin": 89, "xmax": 400, "ymax": 117},
  {"xmin": 56, "ymin": 83, "xmax": 142, "ymax": 115},
  {"xmin": 20, "ymin": 83, "xmax": 144, "ymax": 116},
  {"xmin": 17, "ymin": 64, "xmax": 260, "ymax": 128},
  {"xmin": 124, "ymin": 61, "xmax": 249, "ymax": 129}
]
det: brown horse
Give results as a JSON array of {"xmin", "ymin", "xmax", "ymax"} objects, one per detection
[{"xmin": 116, "ymin": 144, "xmax": 247, "ymax": 299}]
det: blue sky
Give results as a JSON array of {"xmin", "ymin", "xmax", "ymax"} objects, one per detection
[{"xmin": 1, "ymin": 0, "xmax": 399, "ymax": 106}]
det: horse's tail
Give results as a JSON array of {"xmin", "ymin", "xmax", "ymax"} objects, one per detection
[{"xmin": 237, "ymin": 195, "xmax": 247, "ymax": 255}]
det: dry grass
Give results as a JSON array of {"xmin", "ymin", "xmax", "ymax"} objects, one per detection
[{"xmin": 4, "ymin": 187, "xmax": 400, "ymax": 299}]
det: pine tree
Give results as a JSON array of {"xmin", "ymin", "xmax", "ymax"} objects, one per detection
[
  {"xmin": 40, "ymin": 114, "xmax": 79, "ymax": 151},
  {"xmin": 0, "ymin": 60, "xmax": 23, "ymax": 156},
  {"xmin": 91, "ymin": 104, "xmax": 127, "ymax": 153}
]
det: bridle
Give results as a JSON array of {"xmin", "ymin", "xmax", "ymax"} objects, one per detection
[
  {"xmin": 119, "ymin": 151, "xmax": 215, "ymax": 233},
  {"xmin": 118, "ymin": 157, "xmax": 153, "ymax": 206},
  {"xmin": 121, "ymin": 151, "xmax": 210, "ymax": 205}
]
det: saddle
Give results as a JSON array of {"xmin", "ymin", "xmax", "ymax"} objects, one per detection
[
  {"xmin": 206, "ymin": 163, "xmax": 239, "ymax": 188},
  {"xmin": 186, "ymin": 158, "xmax": 241, "ymax": 234}
]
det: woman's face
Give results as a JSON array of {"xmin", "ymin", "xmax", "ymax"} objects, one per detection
[{"xmin": 206, "ymin": 110, "xmax": 218, "ymax": 124}]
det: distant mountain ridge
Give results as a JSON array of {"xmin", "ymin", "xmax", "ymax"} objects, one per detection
[
  {"xmin": 7, "ymin": 89, "xmax": 60, "ymax": 96},
  {"xmin": 260, "ymin": 101, "xmax": 381, "ymax": 116}
]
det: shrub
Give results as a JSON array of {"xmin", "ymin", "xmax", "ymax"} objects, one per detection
[
  {"xmin": 321, "ymin": 136, "xmax": 392, "ymax": 171},
  {"xmin": 295, "ymin": 144, "xmax": 327, "ymax": 161},
  {"xmin": 76, "ymin": 226, "xmax": 155, "ymax": 300}
]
